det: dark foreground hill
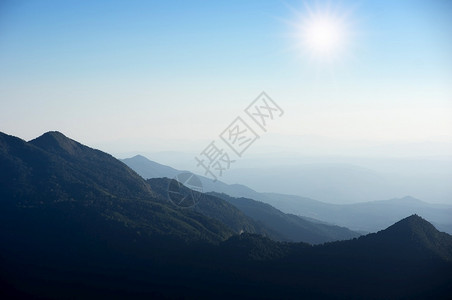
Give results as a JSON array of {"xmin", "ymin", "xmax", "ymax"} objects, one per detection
[
  {"xmin": 215, "ymin": 215, "xmax": 452, "ymax": 299},
  {"xmin": 1, "ymin": 131, "xmax": 451, "ymax": 299}
]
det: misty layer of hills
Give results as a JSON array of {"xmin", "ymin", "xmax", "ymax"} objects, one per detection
[
  {"xmin": 123, "ymin": 155, "xmax": 452, "ymax": 234},
  {"xmin": 220, "ymin": 159, "xmax": 452, "ymax": 205},
  {"xmin": 128, "ymin": 148, "xmax": 452, "ymax": 205},
  {"xmin": 1, "ymin": 131, "xmax": 452, "ymax": 299}
]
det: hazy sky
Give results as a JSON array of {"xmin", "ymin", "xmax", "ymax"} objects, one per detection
[{"xmin": 1, "ymin": 0, "xmax": 451, "ymax": 156}]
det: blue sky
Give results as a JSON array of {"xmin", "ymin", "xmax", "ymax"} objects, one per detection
[{"xmin": 1, "ymin": 0, "xmax": 451, "ymax": 154}]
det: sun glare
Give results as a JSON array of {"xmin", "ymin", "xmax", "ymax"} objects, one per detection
[
  {"xmin": 289, "ymin": 3, "xmax": 353, "ymax": 63},
  {"xmin": 304, "ymin": 16, "xmax": 344, "ymax": 55}
]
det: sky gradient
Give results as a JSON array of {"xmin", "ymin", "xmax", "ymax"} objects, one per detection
[{"xmin": 1, "ymin": 0, "xmax": 451, "ymax": 155}]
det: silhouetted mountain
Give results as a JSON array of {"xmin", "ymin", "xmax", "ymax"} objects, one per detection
[
  {"xmin": 216, "ymin": 215, "xmax": 452, "ymax": 298},
  {"xmin": 0, "ymin": 131, "xmax": 233, "ymax": 244},
  {"xmin": 362, "ymin": 214, "xmax": 452, "ymax": 261},
  {"xmin": 312, "ymin": 214, "xmax": 452, "ymax": 264},
  {"xmin": 210, "ymin": 192, "xmax": 359, "ymax": 244},
  {"xmin": 1, "ymin": 132, "xmax": 451, "ymax": 299}
]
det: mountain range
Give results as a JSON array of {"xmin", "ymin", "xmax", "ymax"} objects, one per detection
[
  {"xmin": 1, "ymin": 131, "xmax": 451, "ymax": 299},
  {"xmin": 122, "ymin": 155, "xmax": 362, "ymax": 243},
  {"xmin": 122, "ymin": 154, "xmax": 452, "ymax": 234}
]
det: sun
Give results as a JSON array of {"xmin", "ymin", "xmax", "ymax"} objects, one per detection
[
  {"xmin": 303, "ymin": 16, "xmax": 344, "ymax": 55},
  {"xmin": 289, "ymin": 3, "xmax": 353, "ymax": 63}
]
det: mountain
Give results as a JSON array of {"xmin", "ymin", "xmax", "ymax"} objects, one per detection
[
  {"xmin": 259, "ymin": 193, "xmax": 452, "ymax": 233},
  {"xmin": 362, "ymin": 214, "xmax": 452, "ymax": 261},
  {"xmin": 0, "ymin": 131, "xmax": 234, "ymax": 244},
  {"xmin": 122, "ymin": 154, "xmax": 181, "ymax": 179},
  {"xmin": 145, "ymin": 178, "xmax": 356, "ymax": 244},
  {"xmin": 216, "ymin": 215, "xmax": 452, "ymax": 298},
  {"xmin": 1, "ymin": 131, "xmax": 258, "ymax": 298},
  {"xmin": 123, "ymin": 154, "xmax": 362, "ymax": 243},
  {"xmin": 122, "ymin": 154, "xmax": 452, "ymax": 234},
  {"xmin": 226, "ymin": 214, "xmax": 452, "ymax": 263},
  {"xmin": 210, "ymin": 192, "xmax": 359, "ymax": 244},
  {"xmin": 0, "ymin": 130, "xmax": 302, "ymax": 244},
  {"xmin": 1, "ymin": 132, "xmax": 452, "ymax": 298},
  {"xmin": 146, "ymin": 177, "xmax": 280, "ymax": 240},
  {"xmin": 222, "ymin": 163, "xmax": 394, "ymax": 204},
  {"xmin": 121, "ymin": 154, "xmax": 261, "ymax": 199},
  {"xmin": 217, "ymin": 157, "xmax": 452, "ymax": 204}
]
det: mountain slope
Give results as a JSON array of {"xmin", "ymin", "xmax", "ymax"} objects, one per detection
[
  {"xmin": 260, "ymin": 193, "xmax": 452, "ymax": 233},
  {"xmin": 122, "ymin": 154, "xmax": 452, "ymax": 234},
  {"xmin": 121, "ymin": 154, "xmax": 262, "ymax": 199},
  {"xmin": 217, "ymin": 215, "xmax": 452, "ymax": 299},
  {"xmin": 123, "ymin": 154, "xmax": 361, "ymax": 243},
  {"xmin": 210, "ymin": 192, "xmax": 359, "ymax": 244},
  {"xmin": 122, "ymin": 154, "xmax": 181, "ymax": 179},
  {"xmin": 360, "ymin": 214, "xmax": 452, "ymax": 261},
  {"xmin": 146, "ymin": 178, "xmax": 281, "ymax": 239},
  {"xmin": 0, "ymin": 131, "xmax": 233, "ymax": 243},
  {"xmin": 311, "ymin": 214, "xmax": 452, "ymax": 263}
]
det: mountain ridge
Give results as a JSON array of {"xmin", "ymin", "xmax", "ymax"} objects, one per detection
[
  {"xmin": 209, "ymin": 192, "xmax": 360, "ymax": 244},
  {"xmin": 0, "ymin": 130, "xmax": 234, "ymax": 243},
  {"xmin": 122, "ymin": 154, "xmax": 452, "ymax": 233},
  {"xmin": 122, "ymin": 154, "xmax": 362, "ymax": 243}
]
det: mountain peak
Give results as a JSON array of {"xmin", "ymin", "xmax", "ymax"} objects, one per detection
[
  {"xmin": 403, "ymin": 214, "xmax": 424, "ymax": 221},
  {"xmin": 131, "ymin": 154, "xmax": 149, "ymax": 161},
  {"xmin": 384, "ymin": 214, "xmax": 437, "ymax": 236},
  {"xmin": 396, "ymin": 196, "xmax": 424, "ymax": 204},
  {"xmin": 374, "ymin": 214, "xmax": 452, "ymax": 260},
  {"xmin": 393, "ymin": 214, "xmax": 431, "ymax": 227},
  {"xmin": 30, "ymin": 131, "xmax": 84, "ymax": 156},
  {"xmin": 40, "ymin": 130, "xmax": 66, "ymax": 138},
  {"xmin": 352, "ymin": 214, "xmax": 452, "ymax": 262}
]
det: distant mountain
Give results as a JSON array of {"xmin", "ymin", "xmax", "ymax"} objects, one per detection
[
  {"xmin": 219, "ymin": 159, "xmax": 452, "ymax": 204},
  {"xmin": 121, "ymin": 154, "xmax": 260, "ymax": 198},
  {"xmin": 124, "ymin": 154, "xmax": 361, "ymax": 243},
  {"xmin": 210, "ymin": 192, "xmax": 359, "ymax": 244},
  {"xmin": 122, "ymin": 154, "xmax": 452, "ymax": 234},
  {"xmin": 259, "ymin": 193, "xmax": 452, "ymax": 233},
  {"xmin": 122, "ymin": 154, "xmax": 181, "ymax": 179},
  {"xmin": 222, "ymin": 163, "xmax": 395, "ymax": 203}
]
